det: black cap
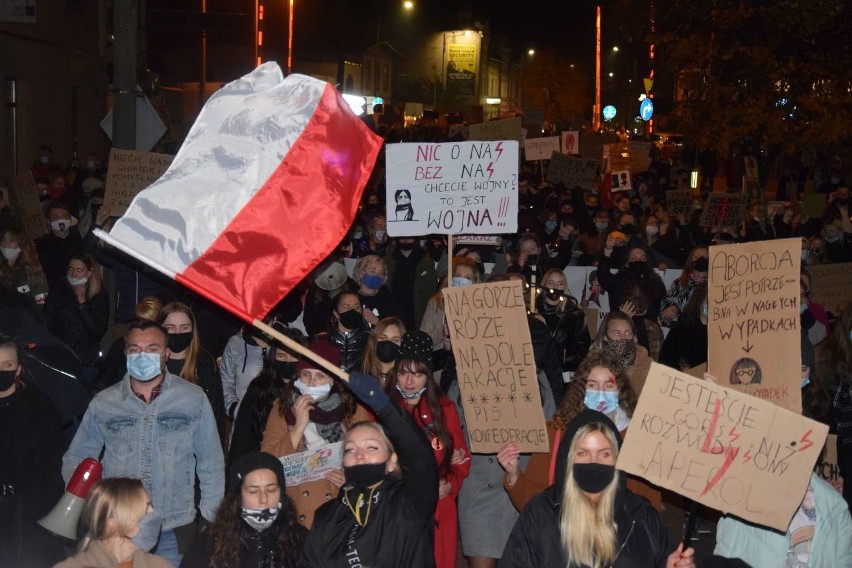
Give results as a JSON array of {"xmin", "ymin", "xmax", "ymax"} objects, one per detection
[
  {"xmin": 397, "ymin": 330, "xmax": 434, "ymax": 371},
  {"xmin": 227, "ymin": 451, "xmax": 286, "ymax": 495}
]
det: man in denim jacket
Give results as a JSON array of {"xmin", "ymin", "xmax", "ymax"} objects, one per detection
[{"xmin": 62, "ymin": 320, "xmax": 224, "ymax": 565}]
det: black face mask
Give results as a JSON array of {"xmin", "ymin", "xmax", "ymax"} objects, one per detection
[
  {"xmin": 375, "ymin": 340, "xmax": 399, "ymax": 363},
  {"xmin": 0, "ymin": 369, "xmax": 16, "ymax": 391},
  {"xmin": 619, "ymin": 223, "xmax": 636, "ymax": 236},
  {"xmin": 628, "ymin": 260, "xmax": 647, "ymax": 275},
  {"xmin": 338, "ymin": 309, "xmax": 363, "ymax": 330},
  {"xmin": 546, "ymin": 289, "xmax": 563, "ymax": 302},
  {"xmin": 397, "ymin": 241, "xmax": 415, "ymax": 251},
  {"xmin": 344, "ymin": 462, "xmax": 387, "ymax": 489},
  {"xmin": 168, "ymin": 332, "xmax": 193, "ymax": 353},
  {"xmin": 273, "ymin": 360, "xmax": 297, "ymax": 378},
  {"xmin": 573, "ymin": 462, "xmax": 616, "ymax": 493},
  {"xmin": 692, "ymin": 257, "xmax": 709, "ymax": 272}
]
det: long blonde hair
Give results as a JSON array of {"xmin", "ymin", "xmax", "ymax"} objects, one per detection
[
  {"xmin": 560, "ymin": 423, "xmax": 621, "ymax": 568},
  {"xmin": 80, "ymin": 478, "xmax": 148, "ymax": 549}
]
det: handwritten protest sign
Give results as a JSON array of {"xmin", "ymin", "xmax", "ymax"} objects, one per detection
[
  {"xmin": 708, "ymin": 238, "xmax": 802, "ymax": 412},
  {"xmin": 699, "ymin": 193, "xmax": 750, "ymax": 228},
  {"xmin": 561, "ymin": 131, "xmax": 579, "ymax": 155},
  {"xmin": 456, "ymin": 235, "xmax": 501, "ymax": 246},
  {"xmin": 814, "ymin": 434, "xmax": 839, "ymax": 485},
  {"xmin": 805, "ymin": 262, "xmax": 852, "ymax": 314},
  {"xmin": 579, "ymin": 131, "xmax": 618, "ymax": 160},
  {"xmin": 666, "ymin": 190, "xmax": 694, "ymax": 215},
  {"xmin": 385, "ymin": 141, "xmax": 518, "ymax": 236},
  {"xmin": 618, "ymin": 363, "xmax": 828, "ymax": 532},
  {"xmin": 545, "ymin": 153, "xmax": 599, "ymax": 189},
  {"xmin": 103, "ymin": 149, "xmax": 174, "ymax": 217},
  {"xmin": 443, "ymin": 280, "xmax": 548, "ymax": 453},
  {"xmin": 12, "ymin": 171, "xmax": 48, "ymax": 241},
  {"xmin": 468, "ymin": 117, "xmax": 522, "ymax": 141},
  {"xmin": 605, "ymin": 143, "xmax": 631, "ymax": 172},
  {"xmin": 279, "ymin": 442, "xmax": 342, "ymax": 486},
  {"xmin": 524, "ymin": 136, "xmax": 560, "ymax": 161}
]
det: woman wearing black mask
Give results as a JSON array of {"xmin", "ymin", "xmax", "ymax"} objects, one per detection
[
  {"xmin": 361, "ymin": 317, "xmax": 405, "ymax": 387},
  {"xmin": 590, "ymin": 312, "xmax": 653, "ymax": 397},
  {"xmin": 326, "ymin": 292, "xmax": 370, "ymax": 372},
  {"xmin": 660, "ymin": 246, "xmax": 709, "ymax": 326},
  {"xmin": 500, "ymin": 409, "xmax": 694, "ymax": 568},
  {"xmin": 298, "ymin": 369, "xmax": 439, "ymax": 567},
  {"xmin": 228, "ymin": 329, "xmax": 306, "ymax": 466},
  {"xmin": 535, "ymin": 268, "xmax": 590, "ymax": 374},
  {"xmin": 159, "ymin": 301, "xmax": 226, "ymax": 442}
]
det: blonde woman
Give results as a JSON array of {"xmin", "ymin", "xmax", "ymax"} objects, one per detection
[
  {"xmin": 158, "ymin": 301, "xmax": 226, "ymax": 441},
  {"xmin": 500, "ymin": 410, "xmax": 695, "ymax": 568},
  {"xmin": 55, "ymin": 478, "xmax": 170, "ymax": 568},
  {"xmin": 0, "ymin": 225, "xmax": 49, "ymax": 308}
]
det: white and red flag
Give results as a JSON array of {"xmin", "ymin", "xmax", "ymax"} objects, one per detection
[{"xmin": 96, "ymin": 63, "xmax": 382, "ymax": 323}]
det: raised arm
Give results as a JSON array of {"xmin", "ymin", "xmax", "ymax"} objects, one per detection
[{"xmin": 344, "ymin": 371, "xmax": 439, "ymax": 519}]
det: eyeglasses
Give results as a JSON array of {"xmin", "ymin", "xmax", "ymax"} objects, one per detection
[{"xmin": 736, "ymin": 368, "xmax": 757, "ymax": 378}]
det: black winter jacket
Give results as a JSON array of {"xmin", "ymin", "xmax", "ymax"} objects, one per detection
[
  {"xmin": 324, "ymin": 326, "xmax": 370, "ymax": 372},
  {"xmin": 165, "ymin": 350, "xmax": 226, "ymax": 441},
  {"xmin": 44, "ymin": 279, "xmax": 109, "ymax": 366},
  {"xmin": 597, "ymin": 254, "xmax": 666, "ymax": 318},
  {"xmin": 500, "ymin": 485, "xmax": 673, "ymax": 568},
  {"xmin": 180, "ymin": 517, "xmax": 306, "ymax": 568},
  {"xmin": 535, "ymin": 296, "xmax": 591, "ymax": 374},
  {"xmin": 298, "ymin": 372, "xmax": 438, "ymax": 568}
]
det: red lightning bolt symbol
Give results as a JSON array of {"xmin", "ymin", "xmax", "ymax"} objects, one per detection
[
  {"xmin": 728, "ymin": 426, "xmax": 740, "ymax": 445},
  {"xmin": 700, "ymin": 446, "xmax": 739, "ymax": 497},
  {"xmin": 798, "ymin": 429, "xmax": 814, "ymax": 452},
  {"xmin": 494, "ymin": 141, "xmax": 504, "ymax": 160},
  {"xmin": 486, "ymin": 162, "xmax": 494, "ymax": 179},
  {"xmin": 742, "ymin": 446, "xmax": 753, "ymax": 463}
]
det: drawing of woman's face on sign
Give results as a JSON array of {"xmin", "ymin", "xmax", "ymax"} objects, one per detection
[
  {"xmin": 730, "ymin": 357, "xmax": 762, "ymax": 385},
  {"xmin": 395, "ymin": 189, "xmax": 411, "ymax": 205}
]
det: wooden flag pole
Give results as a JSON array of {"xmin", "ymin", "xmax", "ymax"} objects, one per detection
[
  {"xmin": 447, "ymin": 234, "xmax": 454, "ymax": 284},
  {"xmin": 252, "ymin": 319, "xmax": 350, "ymax": 382}
]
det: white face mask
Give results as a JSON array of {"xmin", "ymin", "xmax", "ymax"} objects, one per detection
[
  {"xmin": 68, "ymin": 275, "xmax": 89, "ymax": 286},
  {"xmin": 645, "ymin": 225, "xmax": 659, "ymax": 236},
  {"xmin": 293, "ymin": 379, "xmax": 332, "ymax": 401},
  {"xmin": 1, "ymin": 247, "xmax": 21, "ymax": 261},
  {"xmin": 51, "ymin": 219, "xmax": 70, "ymax": 233}
]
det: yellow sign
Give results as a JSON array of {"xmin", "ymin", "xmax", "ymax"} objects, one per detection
[{"xmin": 643, "ymin": 78, "xmax": 653, "ymax": 94}]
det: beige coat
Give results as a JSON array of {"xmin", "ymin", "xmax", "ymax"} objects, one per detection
[
  {"xmin": 261, "ymin": 400, "xmax": 373, "ymax": 529},
  {"xmin": 626, "ymin": 345, "xmax": 653, "ymax": 397},
  {"xmin": 54, "ymin": 540, "xmax": 172, "ymax": 568}
]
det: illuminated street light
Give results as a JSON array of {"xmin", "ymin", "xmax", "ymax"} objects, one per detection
[
  {"xmin": 608, "ymin": 72, "xmax": 614, "ymax": 77},
  {"xmin": 528, "ymin": 49, "xmax": 535, "ymax": 56},
  {"xmin": 403, "ymin": 0, "xmax": 414, "ymax": 8},
  {"xmin": 613, "ymin": 46, "xmax": 619, "ymax": 52}
]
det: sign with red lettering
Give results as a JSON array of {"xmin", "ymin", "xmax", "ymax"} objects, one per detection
[
  {"xmin": 618, "ymin": 362, "xmax": 827, "ymax": 532},
  {"xmin": 443, "ymin": 280, "xmax": 548, "ymax": 453},
  {"xmin": 385, "ymin": 141, "xmax": 519, "ymax": 236},
  {"xmin": 708, "ymin": 238, "xmax": 802, "ymax": 412}
]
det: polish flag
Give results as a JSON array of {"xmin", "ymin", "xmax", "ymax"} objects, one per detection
[{"xmin": 96, "ymin": 63, "xmax": 382, "ymax": 323}]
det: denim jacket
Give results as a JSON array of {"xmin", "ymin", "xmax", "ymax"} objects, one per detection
[{"xmin": 62, "ymin": 372, "xmax": 225, "ymax": 530}]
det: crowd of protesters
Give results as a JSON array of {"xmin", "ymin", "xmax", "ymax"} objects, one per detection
[{"xmin": 0, "ymin": 135, "xmax": 850, "ymax": 568}]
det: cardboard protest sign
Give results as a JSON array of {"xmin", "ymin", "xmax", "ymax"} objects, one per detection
[
  {"xmin": 666, "ymin": 190, "xmax": 694, "ymax": 215},
  {"xmin": 468, "ymin": 117, "xmax": 522, "ymax": 141},
  {"xmin": 805, "ymin": 262, "xmax": 852, "ymax": 315},
  {"xmin": 12, "ymin": 171, "xmax": 48, "ymax": 241},
  {"xmin": 699, "ymin": 193, "xmax": 750, "ymax": 228},
  {"xmin": 618, "ymin": 362, "xmax": 828, "ymax": 532},
  {"xmin": 801, "ymin": 194, "xmax": 826, "ymax": 219},
  {"xmin": 545, "ymin": 153, "xmax": 599, "ymax": 189},
  {"xmin": 579, "ymin": 131, "xmax": 618, "ymax": 160},
  {"xmin": 279, "ymin": 442, "xmax": 342, "ymax": 486},
  {"xmin": 628, "ymin": 141, "xmax": 653, "ymax": 173},
  {"xmin": 814, "ymin": 434, "xmax": 839, "ymax": 485},
  {"xmin": 708, "ymin": 238, "xmax": 802, "ymax": 413},
  {"xmin": 456, "ymin": 235, "xmax": 501, "ymax": 246},
  {"xmin": 385, "ymin": 141, "xmax": 518, "ymax": 236},
  {"xmin": 561, "ymin": 131, "xmax": 579, "ymax": 155},
  {"xmin": 605, "ymin": 143, "xmax": 631, "ymax": 172},
  {"xmin": 524, "ymin": 136, "xmax": 561, "ymax": 161},
  {"xmin": 103, "ymin": 148, "xmax": 174, "ymax": 217},
  {"xmin": 443, "ymin": 280, "xmax": 548, "ymax": 453}
]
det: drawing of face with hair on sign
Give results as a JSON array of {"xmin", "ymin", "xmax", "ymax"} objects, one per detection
[
  {"xmin": 394, "ymin": 189, "xmax": 415, "ymax": 221},
  {"xmin": 729, "ymin": 357, "xmax": 762, "ymax": 385}
]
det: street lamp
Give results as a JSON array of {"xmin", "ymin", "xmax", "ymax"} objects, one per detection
[{"xmin": 528, "ymin": 49, "xmax": 535, "ymax": 56}]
